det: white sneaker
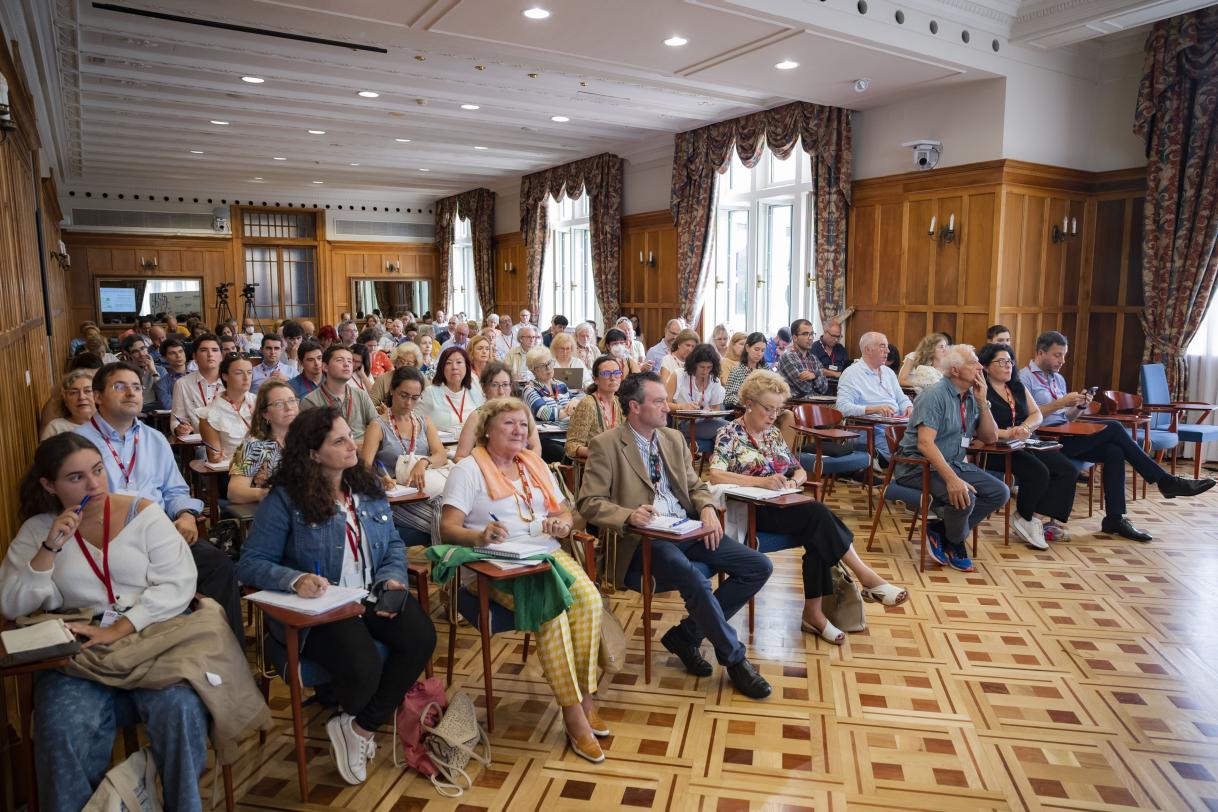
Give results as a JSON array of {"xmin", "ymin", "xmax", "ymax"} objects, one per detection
[
  {"xmin": 326, "ymin": 713, "xmax": 372, "ymax": 785},
  {"xmin": 1012, "ymin": 514, "xmax": 1048, "ymax": 550}
]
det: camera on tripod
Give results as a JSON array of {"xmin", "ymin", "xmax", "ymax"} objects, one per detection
[
  {"xmin": 215, "ymin": 281, "xmax": 234, "ymax": 302},
  {"xmin": 241, "ymin": 283, "xmax": 259, "ymax": 302}
]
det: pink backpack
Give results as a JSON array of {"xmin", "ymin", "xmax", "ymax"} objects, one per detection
[{"xmin": 393, "ymin": 677, "xmax": 448, "ymax": 776}]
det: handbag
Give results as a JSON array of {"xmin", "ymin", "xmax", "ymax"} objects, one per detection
[
  {"xmin": 422, "ymin": 691, "xmax": 491, "ymax": 797},
  {"xmin": 393, "ymin": 676, "xmax": 448, "ymax": 777},
  {"xmin": 207, "ymin": 518, "xmax": 242, "ymax": 561},
  {"xmin": 82, "ymin": 747, "xmax": 162, "ymax": 812},
  {"xmin": 821, "ymin": 563, "xmax": 866, "ymax": 633},
  {"xmin": 598, "ymin": 604, "xmax": 627, "ymax": 674},
  {"xmin": 817, "ymin": 437, "xmax": 857, "ymax": 458}
]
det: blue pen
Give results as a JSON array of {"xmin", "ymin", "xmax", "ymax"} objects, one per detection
[
  {"xmin": 51, "ymin": 494, "xmax": 91, "ymax": 547},
  {"xmin": 376, "ymin": 461, "xmax": 390, "ymax": 478},
  {"xmin": 314, "ymin": 561, "xmax": 321, "ymax": 577}
]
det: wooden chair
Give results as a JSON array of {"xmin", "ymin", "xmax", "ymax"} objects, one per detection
[
  {"xmin": 1141, "ymin": 362, "xmax": 1218, "ymax": 480},
  {"xmin": 788, "ymin": 403, "xmax": 870, "ymax": 498},
  {"xmin": 1097, "ymin": 391, "xmax": 1177, "ymax": 499}
]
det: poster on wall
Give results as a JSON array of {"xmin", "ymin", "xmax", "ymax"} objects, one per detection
[{"xmin": 148, "ymin": 290, "xmax": 203, "ymax": 317}]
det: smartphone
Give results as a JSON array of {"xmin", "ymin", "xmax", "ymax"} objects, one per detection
[
  {"xmin": 1086, "ymin": 386, "xmax": 1099, "ymax": 395},
  {"xmin": 374, "ymin": 588, "xmax": 408, "ymax": 615}
]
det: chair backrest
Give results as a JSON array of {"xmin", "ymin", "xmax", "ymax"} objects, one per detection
[
  {"xmin": 791, "ymin": 403, "xmax": 844, "ymax": 429},
  {"xmin": 1100, "ymin": 390, "xmax": 1141, "ymax": 414},
  {"xmin": 1140, "ymin": 363, "xmax": 1173, "ymax": 430}
]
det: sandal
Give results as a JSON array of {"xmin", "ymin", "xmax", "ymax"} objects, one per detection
[
  {"xmin": 860, "ymin": 582, "xmax": 909, "ymax": 606},
  {"xmin": 801, "ymin": 618, "xmax": 846, "ymax": 646}
]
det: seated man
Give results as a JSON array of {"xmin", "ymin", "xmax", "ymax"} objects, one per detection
[
  {"xmin": 118, "ymin": 333, "xmax": 160, "ymax": 412},
  {"xmin": 645, "ymin": 319, "xmax": 682, "ymax": 371},
  {"xmin": 289, "ymin": 340, "xmax": 324, "ymax": 398},
  {"xmin": 777, "ymin": 318, "xmax": 829, "ymax": 398},
  {"xmin": 893, "ymin": 345, "xmax": 1010, "ymax": 571},
  {"xmin": 153, "ymin": 336, "xmax": 188, "ymax": 411},
  {"xmin": 763, "ymin": 327, "xmax": 791, "ymax": 367},
  {"xmin": 810, "ymin": 320, "xmax": 848, "ymax": 378},
  {"xmin": 577, "ymin": 372, "xmax": 773, "ymax": 700},
  {"xmin": 250, "ymin": 333, "xmax": 294, "ymax": 393},
  {"xmin": 77, "ymin": 362, "xmax": 244, "ymax": 639},
  {"xmin": 1018, "ymin": 330, "xmax": 1213, "ymax": 541},
  {"xmin": 835, "ymin": 331, "xmax": 913, "ymax": 465},
  {"xmin": 986, "ymin": 324, "xmax": 1012, "ymax": 346},
  {"xmin": 299, "ymin": 344, "xmax": 377, "ymax": 441}
]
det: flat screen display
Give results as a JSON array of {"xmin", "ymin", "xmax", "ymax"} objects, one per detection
[{"xmin": 99, "ymin": 287, "xmax": 138, "ymax": 313}]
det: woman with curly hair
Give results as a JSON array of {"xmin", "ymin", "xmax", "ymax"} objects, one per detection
[
  {"xmin": 898, "ymin": 332, "xmax": 949, "ymax": 393},
  {"xmin": 665, "ymin": 342, "xmax": 728, "ymax": 442},
  {"xmin": 237, "ymin": 407, "xmax": 436, "ymax": 786}
]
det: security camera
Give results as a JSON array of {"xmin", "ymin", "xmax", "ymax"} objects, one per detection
[{"xmin": 902, "ymin": 139, "xmax": 942, "ymax": 170}]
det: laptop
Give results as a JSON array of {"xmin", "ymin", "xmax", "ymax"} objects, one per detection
[{"xmin": 554, "ymin": 367, "xmax": 585, "ymax": 391}]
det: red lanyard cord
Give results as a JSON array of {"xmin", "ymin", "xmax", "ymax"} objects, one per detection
[
  {"xmin": 91, "ymin": 418, "xmax": 138, "ymax": 487},
  {"xmin": 74, "ymin": 496, "xmax": 115, "ymax": 605}
]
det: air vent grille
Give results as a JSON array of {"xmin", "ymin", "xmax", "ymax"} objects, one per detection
[
  {"xmin": 72, "ymin": 209, "xmax": 217, "ymax": 230},
  {"xmin": 333, "ymin": 219, "xmax": 433, "ymax": 239}
]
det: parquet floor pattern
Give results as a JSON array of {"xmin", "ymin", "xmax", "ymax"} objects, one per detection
[{"xmin": 203, "ymin": 469, "xmax": 1218, "ymax": 811}]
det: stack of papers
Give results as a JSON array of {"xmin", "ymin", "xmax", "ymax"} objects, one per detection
[
  {"xmin": 474, "ymin": 539, "xmax": 559, "ymax": 559},
  {"xmin": 384, "ymin": 484, "xmax": 419, "ymax": 498},
  {"xmin": 643, "ymin": 515, "xmax": 701, "ymax": 533},
  {"xmin": 246, "ymin": 586, "xmax": 368, "ymax": 615},
  {"xmin": 203, "ymin": 459, "xmax": 231, "ymax": 471},
  {"xmin": 724, "ymin": 485, "xmax": 797, "ymax": 500},
  {"xmin": 177, "ymin": 433, "xmax": 203, "ymax": 443}
]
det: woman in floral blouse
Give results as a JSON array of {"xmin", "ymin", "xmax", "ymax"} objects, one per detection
[{"xmin": 709, "ymin": 370, "xmax": 908, "ymax": 646}]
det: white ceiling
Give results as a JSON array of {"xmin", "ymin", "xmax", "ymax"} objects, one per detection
[{"xmin": 15, "ymin": 0, "xmax": 1216, "ymax": 207}]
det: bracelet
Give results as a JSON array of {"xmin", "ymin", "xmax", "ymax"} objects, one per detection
[{"xmin": 41, "ymin": 542, "xmax": 62, "ymax": 554}]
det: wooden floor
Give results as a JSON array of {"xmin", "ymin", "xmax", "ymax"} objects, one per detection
[{"xmin": 204, "ymin": 467, "xmax": 1218, "ymax": 811}]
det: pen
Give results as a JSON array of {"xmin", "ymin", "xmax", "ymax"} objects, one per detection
[
  {"xmin": 50, "ymin": 494, "xmax": 91, "ymax": 547},
  {"xmin": 200, "ymin": 440, "xmax": 222, "ymax": 454},
  {"xmin": 376, "ymin": 461, "xmax": 389, "ymax": 477},
  {"xmin": 314, "ymin": 561, "xmax": 321, "ymax": 577}
]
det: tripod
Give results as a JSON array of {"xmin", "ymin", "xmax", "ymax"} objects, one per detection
[
  {"xmin": 214, "ymin": 283, "xmax": 234, "ymax": 326},
  {"xmin": 240, "ymin": 285, "xmax": 259, "ymax": 328}
]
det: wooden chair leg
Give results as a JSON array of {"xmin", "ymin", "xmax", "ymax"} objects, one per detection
[
  {"xmin": 522, "ymin": 633, "xmax": 530, "ymax": 663},
  {"xmin": 223, "ymin": 764, "xmax": 235, "ymax": 811},
  {"xmin": 284, "ymin": 628, "xmax": 309, "ymax": 802},
  {"xmin": 477, "ymin": 575, "xmax": 495, "ymax": 733},
  {"xmin": 864, "ymin": 465, "xmax": 896, "ymax": 551},
  {"xmin": 446, "ymin": 618, "xmax": 457, "ymax": 687},
  {"xmin": 410, "ymin": 565, "xmax": 433, "ymax": 678}
]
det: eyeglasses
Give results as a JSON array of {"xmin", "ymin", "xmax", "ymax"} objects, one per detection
[
  {"xmin": 991, "ymin": 358, "xmax": 1014, "ymax": 367},
  {"xmin": 533, "ymin": 360, "xmax": 556, "ymax": 370},
  {"xmin": 825, "ymin": 333, "xmax": 842, "ymax": 340},
  {"xmin": 751, "ymin": 403, "xmax": 782, "ymax": 416},
  {"xmin": 597, "ymin": 369, "xmax": 623, "ymax": 378},
  {"xmin": 66, "ymin": 387, "xmax": 93, "ymax": 397},
  {"xmin": 393, "ymin": 392, "xmax": 422, "ymax": 402},
  {"xmin": 108, "ymin": 382, "xmax": 143, "ymax": 394},
  {"xmin": 267, "ymin": 397, "xmax": 299, "ymax": 410},
  {"xmin": 795, "ymin": 331, "xmax": 813, "ymax": 338}
]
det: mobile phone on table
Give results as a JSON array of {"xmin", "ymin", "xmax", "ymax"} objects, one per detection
[{"xmin": 374, "ymin": 588, "xmax": 408, "ymax": 615}]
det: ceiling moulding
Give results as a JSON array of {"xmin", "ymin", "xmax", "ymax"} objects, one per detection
[
  {"xmin": 50, "ymin": 0, "xmax": 84, "ymax": 178},
  {"xmin": 1010, "ymin": 0, "xmax": 1215, "ymax": 47}
]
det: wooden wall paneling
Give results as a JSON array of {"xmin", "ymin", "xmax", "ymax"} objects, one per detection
[
  {"xmin": 847, "ymin": 204, "xmax": 878, "ymax": 307},
  {"xmin": 326, "ymin": 241, "xmax": 439, "ymax": 320},
  {"xmin": 493, "ymin": 232, "xmax": 527, "ymax": 320},
  {"xmin": 619, "ymin": 211, "xmax": 677, "ymax": 346}
]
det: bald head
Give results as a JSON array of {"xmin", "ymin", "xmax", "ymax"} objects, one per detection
[{"xmin": 859, "ymin": 331, "xmax": 890, "ymax": 369}]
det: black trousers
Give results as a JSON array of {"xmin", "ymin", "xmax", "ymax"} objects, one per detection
[
  {"xmin": 1058, "ymin": 421, "xmax": 1164, "ymax": 519},
  {"xmin": 983, "ymin": 448, "xmax": 1078, "ymax": 523},
  {"xmin": 540, "ymin": 435, "xmax": 566, "ymax": 464},
  {"xmin": 302, "ymin": 594, "xmax": 436, "ymax": 731},
  {"xmin": 755, "ymin": 501, "xmax": 853, "ymax": 599},
  {"xmin": 190, "ymin": 538, "xmax": 244, "ymax": 640}
]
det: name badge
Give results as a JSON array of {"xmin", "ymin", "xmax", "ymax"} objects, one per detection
[
  {"xmin": 100, "ymin": 608, "xmax": 125, "ymax": 628},
  {"xmin": 961, "ymin": 437, "xmax": 971, "ymax": 448},
  {"xmin": 829, "ymin": 365, "xmax": 838, "ymax": 371}
]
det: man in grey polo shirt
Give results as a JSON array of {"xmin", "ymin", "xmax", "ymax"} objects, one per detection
[{"xmin": 894, "ymin": 344, "xmax": 1009, "ymax": 571}]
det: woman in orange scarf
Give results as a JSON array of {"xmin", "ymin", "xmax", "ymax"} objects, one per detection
[{"xmin": 439, "ymin": 397, "xmax": 607, "ymax": 765}]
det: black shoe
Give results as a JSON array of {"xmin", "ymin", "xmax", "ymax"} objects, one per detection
[
  {"xmin": 660, "ymin": 628, "xmax": 712, "ymax": 677},
  {"xmin": 1157, "ymin": 475, "xmax": 1216, "ymax": 499},
  {"xmin": 1100, "ymin": 516, "xmax": 1153, "ymax": 542},
  {"xmin": 726, "ymin": 658, "xmax": 772, "ymax": 700}
]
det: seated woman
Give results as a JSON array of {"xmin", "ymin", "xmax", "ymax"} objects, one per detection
[
  {"xmin": 564, "ymin": 355, "xmax": 624, "ymax": 462},
  {"xmin": 40, "ymin": 368, "xmax": 96, "ymax": 440},
  {"xmin": 199, "ymin": 352, "xmax": 256, "ymax": 462},
  {"xmin": 466, "ymin": 335, "xmax": 493, "ymax": 398},
  {"xmin": 349, "ymin": 343, "xmax": 375, "ymax": 393},
  {"xmin": 604, "ymin": 327, "xmax": 645, "ymax": 374},
  {"xmin": 659, "ymin": 328, "xmax": 699, "ymax": 384},
  {"xmin": 550, "ymin": 331, "xmax": 590, "ymax": 389},
  {"xmin": 723, "ymin": 332, "xmax": 767, "ymax": 409},
  {"xmin": 237, "ymin": 407, "xmax": 436, "ymax": 786},
  {"xmin": 419, "ymin": 346, "xmax": 485, "ymax": 435},
  {"xmin": 708, "ymin": 371, "xmax": 908, "ymax": 645},
  {"xmin": 719, "ymin": 331, "xmax": 747, "ymax": 383},
  {"xmin": 979, "ymin": 342, "xmax": 1078, "ymax": 548},
  {"xmin": 454, "ymin": 362, "xmax": 543, "ymax": 461},
  {"xmin": 0, "ymin": 433, "xmax": 205, "ymax": 812},
  {"xmin": 439, "ymin": 397, "xmax": 607, "ymax": 763},
  {"xmin": 898, "ymin": 332, "xmax": 948, "ymax": 393},
  {"xmin": 228, "ymin": 379, "xmax": 298, "ymax": 504},
  {"xmin": 522, "ymin": 346, "xmax": 580, "ymax": 462},
  {"xmin": 361, "ymin": 366, "xmax": 449, "ymax": 545},
  {"xmin": 666, "ymin": 342, "xmax": 729, "ymax": 443},
  {"xmin": 710, "ymin": 323, "xmax": 730, "ymax": 358}
]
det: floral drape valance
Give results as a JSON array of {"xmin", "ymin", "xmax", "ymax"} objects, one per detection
[
  {"xmin": 1134, "ymin": 6, "xmax": 1218, "ymax": 399},
  {"xmin": 670, "ymin": 101, "xmax": 852, "ymax": 325},
  {"xmin": 434, "ymin": 187, "xmax": 495, "ymax": 316},
  {"xmin": 519, "ymin": 153, "xmax": 623, "ymax": 324}
]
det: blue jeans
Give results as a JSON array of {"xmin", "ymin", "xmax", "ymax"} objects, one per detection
[
  {"xmin": 628, "ymin": 534, "xmax": 772, "ymax": 666},
  {"xmin": 34, "ymin": 671, "xmax": 209, "ymax": 812},
  {"xmin": 854, "ymin": 425, "xmax": 891, "ymax": 460}
]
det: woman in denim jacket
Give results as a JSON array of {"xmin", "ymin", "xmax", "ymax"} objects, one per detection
[{"xmin": 238, "ymin": 407, "xmax": 436, "ymax": 786}]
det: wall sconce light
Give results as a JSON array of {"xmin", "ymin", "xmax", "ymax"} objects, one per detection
[
  {"xmin": 639, "ymin": 250, "xmax": 655, "ymax": 267},
  {"xmin": 1051, "ymin": 215, "xmax": 1078, "ymax": 244},
  {"xmin": 504, "ymin": 261, "xmax": 516, "ymax": 274},
  {"xmin": 50, "ymin": 250, "xmax": 70, "ymax": 268},
  {"xmin": 386, "ymin": 259, "xmax": 400, "ymax": 273},
  {"xmin": 139, "ymin": 256, "xmax": 158, "ymax": 271},
  {"xmin": 928, "ymin": 213, "xmax": 956, "ymax": 244},
  {"xmin": 0, "ymin": 75, "xmax": 15, "ymax": 146}
]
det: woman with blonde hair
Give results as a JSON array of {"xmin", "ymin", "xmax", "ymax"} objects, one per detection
[
  {"xmin": 710, "ymin": 324, "xmax": 730, "ymax": 357},
  {"xmin": 720, "ymin": 331, "xmax": 747, "ymax": 381},
  {"xmin": 415, "ymin": 324, "xmax": 436, "ymax": 375},
  {"xmin": 40, "ymin": 369, "xmax": 97, "ymax": 440},
  {"xmin": 466, "ymin": 334, "xmax": 493, "ymax": 394},
  {"xmin": 550, "ymin": 331, "xmax": 589, "ymax": 388},
  {"xmin": 898, "ymin": 332, "xmax": 949, "ymax": 393},
  {"xmin": 439, "ymin": 397, "xmax": 606, "ymax": 763},
  {"xmin": 521, "ymin": 345, "xmax": 579, "ymax": 462},
  {"xmin": 659, "ymin": 328, "xmax": 700, "ymax": 383},
  {"xmin": 227, "ymin": 379, "xmax": 298, "ymax": 504}
]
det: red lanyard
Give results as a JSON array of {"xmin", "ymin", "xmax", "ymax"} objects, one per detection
[
  {"xmin": 302, "ymin": 376, "xmax": 319, "ymax": 392},
  {"xmin": 959, "ymin": 396, "xmax": 970, "ymax": 435},
  {"xmin": 745, "ymin": 427, "xmax": 779, "ymax": 473},
  {"xmin": 226, "ymin": 397, "xmax": 251, "ymax": 429},
  {"xmin": 444, "ymin": 389, "xmax": 467, "ymax": 422},
  {"xmin": 91, "ymin": 418, "xmax": 138, "ymax": 487},
  {"xmin": 197, "ymin": 379, "xmax": 217, "ymax": 406},
  {"xmin": 74, "ymin": 496, "xmax": 115, "ymax": 605},
  {"xmin": 1001, "ymin": 387, "xmax": 1017, "ymax": 421},
  {"xmin": 344, "ymin": 494, "xmax": 363, "ymax": 562},
  {"xmin": 688, "ymin": 377, "xmax": 706, "ymax": 408},
  {"xmin": 1031, "ymin": 367, "xmax": 1061, "ymax": 399},
  {"xmin": 595, "ymin": 396, "xmax": 618, "ymax": 430},
  {"xmin": 321, "ymin": 386, "xmax": 353, "ymax": 419},
  {"xmin": 390, "ymin": 413, "xmax": 417, "ymax": 454}
]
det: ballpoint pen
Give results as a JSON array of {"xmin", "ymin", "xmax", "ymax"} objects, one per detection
[{"xmin": 50, "ymin": 494, "xmax": 91, "ymax": 547}]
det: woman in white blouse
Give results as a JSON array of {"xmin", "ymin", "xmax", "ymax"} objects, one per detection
[
  {"xmin": 897, "ymin": 332, "xmax": 949, "ymax": 393},
  {"xmin": 419, "ymin": 346, "xmax": 484, "ymax": 434},
  {"xmin": 665, "ymin": 342, "xmax": 728, "ymax": 441},
  {"xmin": 199, "ymin": 353, "xmax": 256, "ymax": 462},
  {"xmin": 40, "ymin": 369, "xmax": 96, "ymax": 440},
  {"xmin": 0, "ymin": 432, "xmax": 205, "ymax": 812}
]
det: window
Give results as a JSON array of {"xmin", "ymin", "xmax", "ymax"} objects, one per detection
[
  {"xmin": 540, "ymin": 192, "xmax": 597, "ymax": 326},
  {"xmin": 704, "ymin": 146, "xmax": 817, "ymax": 335},
  {"xmin": 1188, "ymin": 304, "xmax": 1218, "ymax": 357},
  {"xmin": 239, "ymin": 209, "xmax": 319, "ymax": 321},
  {"xmin": 449, "ymin": 216, "xmax": 480, "ymax": 321}
]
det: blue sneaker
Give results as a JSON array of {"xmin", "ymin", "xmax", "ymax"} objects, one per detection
[
  {"xmin": 924, "ymin": 524, "xmax": 950, "ymax": 566},
  {"xmin": 946, "ymin": 542, "xmax": 975, "ymax": 572}
]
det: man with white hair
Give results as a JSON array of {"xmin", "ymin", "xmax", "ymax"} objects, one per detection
[
  {"xmin": 513, "ymin": 308, "xmax": 533, "ymax": 337},
  {"xmin": 615, "ymin": 317, "xmax": 647, "ymax": 367},
  {"xmin": 645, "ymin": 319, "xmax": 683, "ymax": 371},
  {"xmin": 504, "ymin": 324, "xmax": 540, "ymax": 382},
  {"xmin": 835, "ymin": 331, "xmax": 913, "ymax": 464},
  {"xmin": 892, "ymin": 344, "xmax": 1009, "ymax": 571},
  {"xmin": 379, "ymin": 319, "xmax": 406, "ymax": 351},
  {"xmin": 574, "ymin": 321, "xmax": 599, "ymax": 369}
]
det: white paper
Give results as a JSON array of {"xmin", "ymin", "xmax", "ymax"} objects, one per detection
[
  {"xmin": 474, "ymin": 539, "xmax": 559, "ymax": 559},
  {"xmin": 1, "ymin": 618, "xmax": 75, "ymax": 654},
  {"xmin": 483, "ymin": 559, "xmax": 534, "ymax": 570},
  {"xmin": 245, "ymin": 586, "xmax": 368, "ymax": 615},
  {"xmin": 383, "ymin": 484, "xmax": 419, "ymax": 498},
  {"xmin": 177, "ymin": 433, "xmax": 203, "ymax": 444},
  {"xmin": 643, "ymin": 515, "xmax": 700, "ymax": 532},
  {"xmin": 205, "ymin": 671, "xmax": 223, "ymax": 686},
  {"xmin": 536, "ymin": 423, "xmax": 565, "ymax": 434},
  {"xmin": 723, "ymin": 485, "xmax": 796, "ymax": 500},
  {"xmin": 436, "ymin": 430, "xmax": 458, "ymax": 445},
  {"xmin": 204, "ymin": 459, "xmax": 230, "ymax": 471}
]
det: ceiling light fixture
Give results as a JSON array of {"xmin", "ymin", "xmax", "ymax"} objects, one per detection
[
  {"xmin": 357, "ymin": 90, "xmax": 380, "ymax": 98},
  {"xmin": 253, "ymin": 177, "xmax": 263, "ymax": 180},
  {"xmin": 241, "ymin": 76, "xmax": 264, "ymax": 84},
  {"xmin": 307, "ymin": 129, "xmax": 326, "ymax": 134},
  {"xmin": 349, "ymin": 162, "xmax": 360, "ymax": 166},
  {"xmin": 460, "ymin": 104, "xmax": 480, "ymax": 110},
  {"xmin": 523, "ymin": 7, "xmax": 550, "ymax": 19},
  {"xmin": 473, "ymin": 145, "xmax": 488, "ymax": 150},
  {"xmin": 418, "ymin": 168, "xmax": 430, "ymax": 171},
  {"xmin": 853, "ymin": 77, "xmax": 871, "ymax": 92},
  {"xmin": 189, "ymin": 150, "xmax": 204, "ymax": 154},
  {"xmin": 775, "ymin": 60, "xmax": 799, "ymax": 70},
  {"xmin": 312, "ymin": 180, "xmax": 324, "ymax": 184},
  {"xmin": 272, "ymin": 156, "xmax": 286, "ymax": 160},
  {"xmin": 664, "ymin": 35, "xmax": 688, "ymax": 47},
  {"xmin": 551, "ymin": 115, "xmax": 570, "ymax": 122},
  {"xmin": 209, "ymin": 119, "xmax": 229, "ymax": 125},
  {"xmin": 395, "ymin": 138, "xmax": 412, "ymax": 142}
]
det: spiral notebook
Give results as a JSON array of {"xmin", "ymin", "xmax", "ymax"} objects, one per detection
[{"xmin": 473, "ymin": 539, "xmax": 559, "ymax": 560}]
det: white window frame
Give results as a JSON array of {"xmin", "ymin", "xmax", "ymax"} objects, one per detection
[
  {"xmin": 449, "ymin": 216, "xmax": 480, "ymax": 322},
  {"xmin": 541, "ymin": 192, "xmax": 599, "ymax": 326},
  {"xmin": 706, "ymin": 146, "xmax": 817, "ymax": 335}
]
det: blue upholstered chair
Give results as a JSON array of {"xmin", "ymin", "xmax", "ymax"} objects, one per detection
[
  {"xmin": 789, "ymin": 404, "xmax": 871, "ymax": 501},
  {"xmin": 1141, "ymin": 363, "xmax": 1218, "ymax": 479}
]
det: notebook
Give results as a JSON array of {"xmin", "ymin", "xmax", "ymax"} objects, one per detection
[
  {"xmin": 643, "ymin": 515, "xmax": 702, "ymax": 533},
  {"xmin": 0, "ymin": 618, "xmax": 81, "ymax": 667},
  {"xmin": 245, "ymin": 586, "xmax": 368, "ymax": 615},
  {"xmin": 723, "ymin": 485, "xmax": 798, "ymax": 500},
  {"xmin": 473, "ymin": 539, "xmax": 559, "ymax": 560},
  {"xmin": 383, "ymin": 484, "xmax": 420, "ymax": 498}
]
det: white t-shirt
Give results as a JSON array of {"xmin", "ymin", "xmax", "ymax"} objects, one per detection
[
  {"xmin": 661, "ymin": 354, "xmax": 683, "ymax": 378},
  {"xmin": 336, "ymin": 497, "xmax": 374, "ymax": 589},
  {"xmin": 442, "ymin": 456, "xmax": 561, "ymax": 551},
  {"xmin": 674, "ymin": 370, "xmax": 725, "ymax": 408}
]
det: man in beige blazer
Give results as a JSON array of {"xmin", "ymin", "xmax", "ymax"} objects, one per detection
[{"xmin": 577, "ymin": 372, "xmax": 773, "ymax": 699}]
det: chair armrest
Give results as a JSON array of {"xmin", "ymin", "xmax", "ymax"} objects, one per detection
[
  {"xmin": 571, "ymin": 532, "xmax": 598, "ymax": 581},
  {"xmin": 1141, "ymin": 404, "xmax": 1178, "ymax": 413},
  {"xmin": 1172, "ymin": 402, "xmax": 1217, "ymax": 410},
  {"xmin": 253, "ymin": 600, "xmax": 365, "ymax": 629},
  {"xmin": 795, "ymin": 427, "xmax": 861, "ymax": 440}
]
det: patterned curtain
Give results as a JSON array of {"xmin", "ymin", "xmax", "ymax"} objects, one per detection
[
  {"xmin": 434, "ymin": 187, "xmax": 496, "ymax": 315},
  {"xmin": 670, "ymin": 101, "xmax": 852, "ymax": 325},
  {"xmin": 1135, "ymin": 7, "xmax": 1218, "ymax": 399},
  {"xmin": 519, "ymin": 153, "xmax": 623, "ymax": 322}
]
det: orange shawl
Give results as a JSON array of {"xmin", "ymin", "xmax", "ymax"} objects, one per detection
[{"xmin": 470, "ymin": 447, "xmax": 561, "ymax": 512}]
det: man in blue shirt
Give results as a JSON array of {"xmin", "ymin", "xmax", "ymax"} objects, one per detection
[
  {"xmin": 810, "ymin": 320, "xmax": 849, "ymax": 378},
  {"xmin": 1018, "ymin": 330, "xmax": 1214, "ymax": 541},
  {"xmin": 251, "ymin": 333, "xmax": 294, "ymax": 393},
  {"xmin": 763, "ymin": 327, "xmax": 791, "ymax": 367},
  {"xmin": 153, "ymin": 336, "xmax": 189, "ymax": 412},
  {"xmin": 78, "ymin": 362, "xmax": 244, "ymax": 639},
  {"xmin": 645, "ymin": 319, "xmax": 682, "ymax": 371},
  {"xmin": 894, "ymin": 345, "xmax": 1008, "ymax": 571},
  {"xmin": 289, "ymin": 340, "xmax": 325, "ymax": 398},
  {"xmin": 835, "ymin": 332, "xmax": 913, "ymax": 464}
]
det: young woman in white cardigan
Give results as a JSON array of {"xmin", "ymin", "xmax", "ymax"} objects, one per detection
[{"xmin": 0, "ymin": 432, "xmax": 207, "ymax": 812}]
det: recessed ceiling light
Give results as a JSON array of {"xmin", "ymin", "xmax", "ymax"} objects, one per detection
[
  {"xmin": 394, "ymin": 138, "xmax": 412, "ymax": 143},
  {"xmin": 189, "ymin": 150, "xmax": 204, "ymax": 154},
  {"xmin": 307, "ymin": 129, "xmax": 326, "ymax": 134},
  {"xmin": 241, "ymin": 76, "xmax": 264, "ymax": 84},
  {"xmin": 664, "ymin": 35, "xmax": 688, "ymax": 47},
  {"xmin": 551, "ymin": 115, "xmax": 570, "ymax": 122},
  {"xmin": 775, "ymin": 60, "xmax": 799, "ymax": 70},
  {"xmin": 357, "ymin": 90, "xmax": 380, "ymax": 98},
  {"xmin": 312, "ymin": 180, "xmax": 324, "ymax": 184},
  {"xmin": 460, "ymin": 104, "xmax": 480, "ymax": 110},
  {"xmin": 253, "ymin": 177, "xmax": 263, "ymax": 180},
  {"xmin": 523, "ymin": 7, "xmax": 550, "ymax": 19},
  {"xmin": 473, "ymin": 145, "xmax": 488, "ymax": 150},
  {"xmin": 418, "ymin": 168, "xmax": 430, "ymax": 172},
  {"xmin": 349, "ymin": 162, "xmax": 360, "ymax": 166},
  {"xmin": 209, "ymin": 120, "xmax": 229, "ymax": 125},
  {"xmin": 272, "ymin": 156, "xmax": 287, "ymax": 160}
]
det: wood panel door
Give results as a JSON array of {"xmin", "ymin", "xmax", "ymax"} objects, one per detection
[{"xmin": 620, "ymin": 212, "xmax": 677, "ymax": 346}]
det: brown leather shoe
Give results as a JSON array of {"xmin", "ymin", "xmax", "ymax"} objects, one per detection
[
  {"xmin": 567, "ymin": 730, "xmax": 605, "ymax": 763},
  {"xmin": 585, "ymin": 708, "xmax": 611, "ymax": 738}
]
